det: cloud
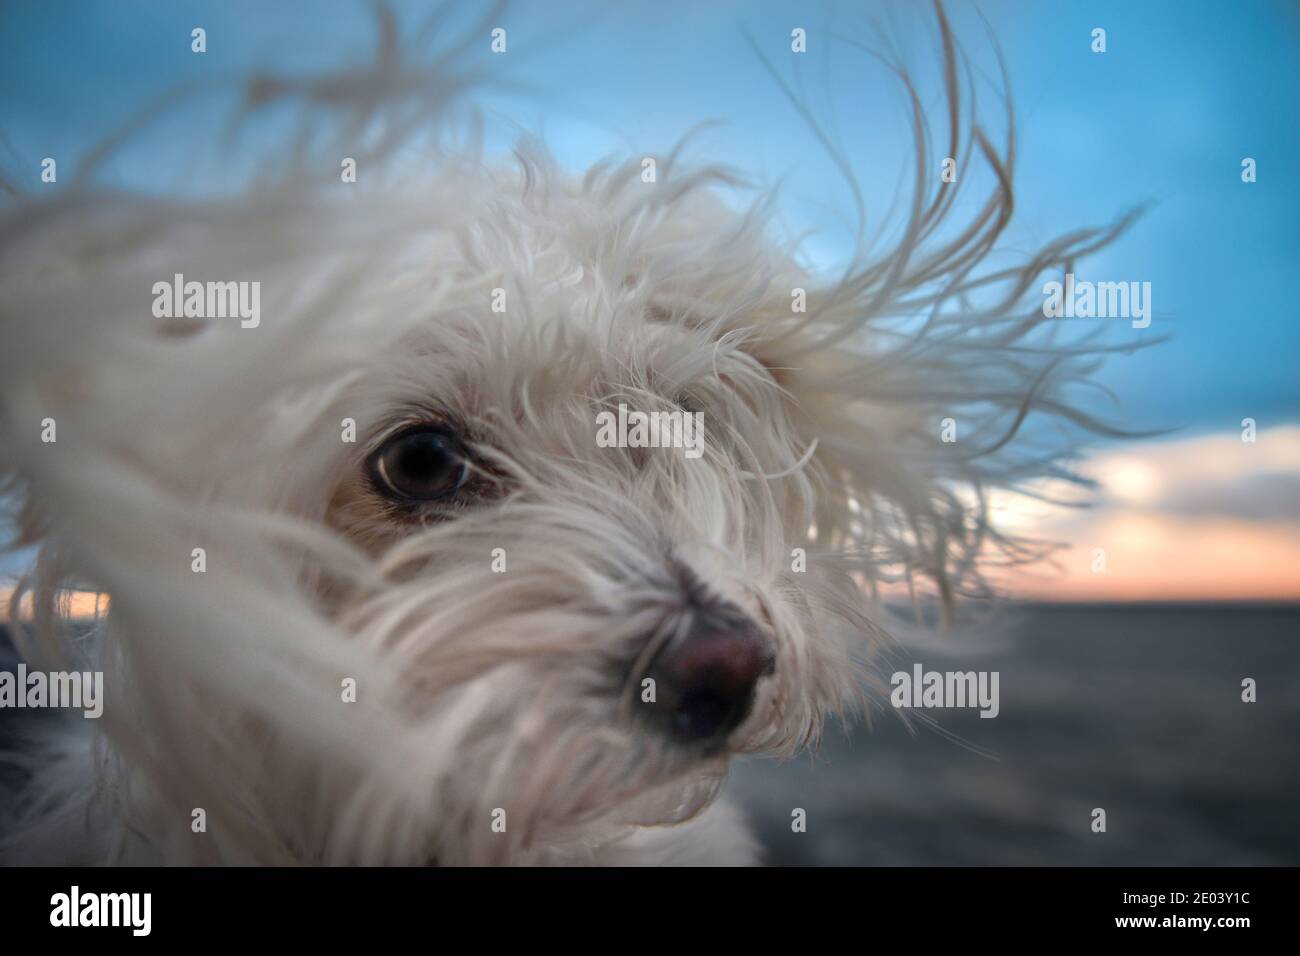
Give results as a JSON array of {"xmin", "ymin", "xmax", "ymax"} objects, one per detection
[
  {"xmin": 995, "ymin": 426, "xmax": 1300, "ymax": 601},
  {"xmin": 1088, "ymin": 426, "xmax": 1300, "ymax": 524},
  {"xmin": 1158, "ymin": 470, "xmax": 1300, "ymax": 522}
]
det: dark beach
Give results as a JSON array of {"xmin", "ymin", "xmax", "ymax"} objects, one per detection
[{"xmin": 728, "ymin": 603, "xmax": 1299, "ymax": 865}]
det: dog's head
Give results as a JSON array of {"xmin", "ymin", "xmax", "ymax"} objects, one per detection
[{"xmin": 306, "ymin": 158, "xmax": 881, "ymax": 861}]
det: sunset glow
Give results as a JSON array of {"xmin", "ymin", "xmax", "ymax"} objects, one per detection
[{"xmin": 996, "ymin": 426, "xmax": 1300, "ymax": 601}]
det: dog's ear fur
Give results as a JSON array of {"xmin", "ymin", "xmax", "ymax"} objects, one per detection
[{"xmin": 731, "ymin": 213, "xmax": 1140, "ymax": 621}]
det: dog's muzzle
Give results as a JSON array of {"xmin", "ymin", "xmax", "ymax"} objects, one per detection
[{"xmin": 639, "ymin": 613, "xmax": 776, "ymax": 749}]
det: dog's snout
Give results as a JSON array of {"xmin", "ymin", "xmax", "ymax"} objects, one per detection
[{"xmin": 641, "ymin": 621, "xmax": 775, "ymax": 747}]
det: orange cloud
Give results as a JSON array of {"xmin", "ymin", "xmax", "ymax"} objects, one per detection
[
  {"xmin": 0, "ymin": 588, "xmax": 108, "ymax": 622},
  {"xmin": 994, "ymin": 426, "xmax": 1300, "ymax": 601}
]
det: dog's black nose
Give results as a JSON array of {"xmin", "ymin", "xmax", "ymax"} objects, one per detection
[{"xmin": 641, "ymin": 621, "xmax": 775, "ymax": 746}]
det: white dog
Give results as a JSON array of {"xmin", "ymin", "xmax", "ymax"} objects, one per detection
[{"xmin": 0, "ymin": 5, "xmax": 1130, "ymax": 864}]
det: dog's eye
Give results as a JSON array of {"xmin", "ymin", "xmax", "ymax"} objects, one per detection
[{"xmin": 370, "ymin": 428, "xmax": 469, "ymax": 502}]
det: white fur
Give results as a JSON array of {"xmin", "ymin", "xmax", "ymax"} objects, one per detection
[{"xmin": 0, "ymin": 5, "xmax": 1131, "ymax": 864}]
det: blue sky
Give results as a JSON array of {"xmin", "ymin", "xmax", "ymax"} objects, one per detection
[
  {"xmin": 3, "ymin": 0, "xmax": 1296, "ymax": 437},
  {"xmin": 2, "ymin": 1, "xmax": 1298, "ymax": 596}
]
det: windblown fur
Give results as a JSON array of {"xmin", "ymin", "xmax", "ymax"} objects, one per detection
[{"xmin": 0, "ymin": 4, "xmax": 1135, "ymax": 864}]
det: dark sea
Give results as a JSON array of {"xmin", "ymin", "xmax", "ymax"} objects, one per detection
[
  {"xmin": 727, "ymin": 603, "xmax": 1300, "ymax": 865},
  {"xmin": 3, "ymin": 604, "xmax": 1297, "ymax": 865}
]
